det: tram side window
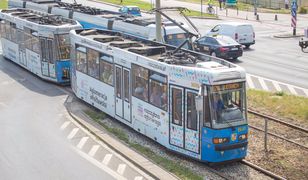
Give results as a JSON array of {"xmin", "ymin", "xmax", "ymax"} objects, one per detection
[
  {"xmin": 87, "ymin": 48, "xmax": 99, "ymax": 79},
  {"xmin": 17, "ymin": 29, "xmax": 25, "ymax": 49},
  {"xmin": 24, "ymin": 28, "xmax": 32, "ymax": 50},
  {"xmin": 24, "ymin": 28, "xmax": 39, "ymax": 53},
  {"xmin": 10, "ymin": 23, "xmax": 17, "ymax": 43},
  {"xmin": 132, "ymin": 64, "xmax": 149, "ymax": 102},
  {"xmin": 47, "ymin": 39, "xmax": 54, "ymax": 63},
  {"xmin": 55, "ymin": 34, "xmax": 70, "ymax": 60},
  {"xmin": 99, "ymin": 55, "xmax": 113, "ymax": 86},
  {"xmin": 31, "ymin": 35, "xmax": 40, "ymax": 54},
  {"xmin": 0, "ymin": 20, "xmax": 4, "ymax": 38},
  {"xmin": 172, "ymin": 88, "xmax": 182, "ymax": 126},
  {"xmin": 187, "ymin": 92, "xmax": 198, "ymax": 130},
  {"xmin": 149, "ymin": 71, "xmax": 167, "ymax": 111},
  {"xmin": 203, "ymin": 95, "xmax": 211, "ymax": 127},
  {"xmin": 76, "ymin": 45, "xmax": 87, "ymax": 74},
  {"xmin": 4, "ymin": 21, "xmax": 11, "ymax": 40}
]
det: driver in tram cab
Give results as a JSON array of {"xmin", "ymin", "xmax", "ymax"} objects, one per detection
[{"xmin": 213, "ymin": 94, "xmax": 225, "ymax": 121}]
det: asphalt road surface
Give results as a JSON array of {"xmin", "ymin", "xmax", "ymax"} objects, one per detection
[{"xmin": 0, "ymin": 54, "xmax": 116, "ymax": 180}]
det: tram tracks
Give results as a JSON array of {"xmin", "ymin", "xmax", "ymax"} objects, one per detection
[
  {"xmin": 248, "ymin": 109, "xmax": 308, "ymax": 150},
  {"xmin": 240, "ymin": 160, "xmax": 286, "ymax": 180}
]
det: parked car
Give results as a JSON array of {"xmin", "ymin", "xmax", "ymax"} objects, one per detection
[
  {"xmin": 193, "ymin": 35, "xmax": 243, "ymax": 60},
  {"xmin": 118, "ymin": 6, "xmax": 141, "ymax": 16},
  {"xmin": 206, "ymin": 22, "xmax": 255, "ymax": 48}
]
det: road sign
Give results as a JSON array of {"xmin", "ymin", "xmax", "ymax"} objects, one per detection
[
  {"xmin": 291, "ymin": 2, "xmax": 297, "ymax": 15},
  {"xmin": 291, "ymin": 1, "xmax": 297, "ymax": 34}
]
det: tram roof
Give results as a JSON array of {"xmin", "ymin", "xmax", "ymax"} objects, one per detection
[
  {"xmin": 0, "ymin": 8, "xmax": 78, "ymax": 26},
  {"xmin": 74, "ymin": 29, "xmax": 241, "ymax": 70},
  {"xmin": 18, "ymin": 0, "xmax": 184, "ymax": 27}
]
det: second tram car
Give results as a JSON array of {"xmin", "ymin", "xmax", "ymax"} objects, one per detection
[
  {"xmin": 0, "ymin": 8, "xmax": 82, "ymax": 84},
  {"xmin": 70, "ymin": 29, "xmax": 248, "ymax": 163},
  {"xmin": 9, "ymin": 0, "xmax": 190, "ymax": 47}
]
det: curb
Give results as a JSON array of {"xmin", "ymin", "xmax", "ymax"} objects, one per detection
[
  {"xmin": 189, "ymin": 16, "xmax": 220, "ymax": 20},
  {"xmin": 64, "ymin": 96, "xmax": 180, "ymax": 180},
  {"xmin": 273, "ymin": 33, "xmax": 304, "ymax": 38}
]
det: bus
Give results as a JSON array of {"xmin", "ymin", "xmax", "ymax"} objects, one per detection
[
  {"xmin": 8, "ymin": 0, "xmax": 190, "ymax": 48},
  {"xmin": 0, "ymin": 8, "xmax": 82, "ymax": 84},
  {"xmin": 70, "ymin": 28, "xmax": 248, "ymax": 163}
]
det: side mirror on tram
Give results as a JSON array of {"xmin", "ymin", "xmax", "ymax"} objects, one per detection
[{"xmin": 195, "ymin": 95, "xmax": 203, "ymax": 112}]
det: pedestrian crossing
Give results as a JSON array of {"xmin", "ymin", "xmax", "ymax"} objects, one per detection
[
  {"xmin": 246, "ymin": 74, "xmax": 308, "ymax": 97},
  {"xmin": 59, "ymin": 113, "xmax": 153, "ymax": 180}
]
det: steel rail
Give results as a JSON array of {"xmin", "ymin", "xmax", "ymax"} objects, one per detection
[
  {"xmin": 241, "ymin": 160, "xmax": 287, "ymax": 180},
  {"xmin": 249, "ymin": 125, "xmax": 308, "ymax": 150},
  {"xmin": 248, "ymin": 109, "xmax": 308, "ymax": 133}
]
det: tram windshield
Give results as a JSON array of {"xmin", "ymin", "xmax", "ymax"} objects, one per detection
[
  {"xmin": 208, "ymin": 82, "xmax": 247, "ymax": 128},
  {"xmin": 166, "ymin": 33, "xmax": 189, "ymax": 49},
  {"xmin": 55, "ymin": 34, "xmax": 70, "ymax": 60}
]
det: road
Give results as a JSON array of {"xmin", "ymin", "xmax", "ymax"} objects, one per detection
[
  {"xmin": 188, "ymin": 18, "xmax": 308, "ymax": 89},
  {"xmin": 0, "ymin": 54, "xmax": 119, "ymax": 179},
  {"xmin": 71, "ymin": 0, "xmax": 308, "ymax": 89}
]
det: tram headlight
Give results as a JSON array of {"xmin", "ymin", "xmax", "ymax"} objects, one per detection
[
  {"xmin": 213, "ymin": 137, "xmax": 229, "ymax": 144},
  {"xmin": 238, "ymin": 134, "xmax": 248, "ymax": 141},
  {"xmin": 62, "ymin": 68, "xmax": 70, "ymax": 79}
]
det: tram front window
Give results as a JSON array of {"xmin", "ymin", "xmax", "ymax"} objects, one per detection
[
  {"xmin": 56, "ymin": 34, "xmax": 70, "ymax": 60},
  {"xmin": 166, "ymin": 33, "xmax": 189, "ymax": 49},
  {"xmin": 209, "ymin": 83, "xmax": 247, "ymax": 128}
]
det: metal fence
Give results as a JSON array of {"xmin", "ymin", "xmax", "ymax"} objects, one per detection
[{"xmin": 237, "ymin": 0, "xmax": 307, "ymax": 9}]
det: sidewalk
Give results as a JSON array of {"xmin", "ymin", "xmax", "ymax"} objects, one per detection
[
  {"xmin": 141, "ymin": 0, "xmax": 308, "ymax": 29},
  {"xmin": 65, "ymin": 95, "xmax": 179, "ymax": 180}
]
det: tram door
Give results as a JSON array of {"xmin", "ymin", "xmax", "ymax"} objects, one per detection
[
  {"xmin": 115, "ymin": 65, "xmax": 131, "ymax": 122},
  {"xmin": 40, "ymin": 38, "xmax": 49, "ymax": 76},
  {"xmin": 170, "ymin": 86, "xmax": 200, "ymax": 154},
  {"xmin": 40, "ymin": 38, "xmax": 54, "ymax": 77},
  {"xmin": 184, "ymin": 90, "xmax": 200, "ymax": 154},
  {"xmin": 170, "ymin": 86, "xmax": 184, "ymax": 148}
]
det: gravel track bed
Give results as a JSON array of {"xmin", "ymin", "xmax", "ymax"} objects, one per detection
[
  {"xmin": 80, "ymin": 102, "xmax": 273, "ymax": 180},
  {"xmin": 247, "ymin": 118, "xmax": 308, "ymax": 180},
  {"xmin": 249, "ymin": 114, "xmax": 308, "ymax": 147}
]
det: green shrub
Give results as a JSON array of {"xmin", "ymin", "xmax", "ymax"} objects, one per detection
[{"xmin": 299, "ymin": 7, "xmax": 308, "ymax": 14}]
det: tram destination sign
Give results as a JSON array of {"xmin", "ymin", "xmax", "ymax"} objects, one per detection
[{"xmin": 213, "ymin": 83, "xmax": 241, "ymax": 92}]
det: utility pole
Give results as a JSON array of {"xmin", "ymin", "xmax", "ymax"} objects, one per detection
[
  {"xmin": 254, "ymin": 0, "xmax": 257, "ymax": 16},
  {"xmin": 200, "ymin": 0, "xmax": 203, "ymax": 16},
  {"xmin": 155, "ymin": 0, "xmax": 162, "ymax": 42}
]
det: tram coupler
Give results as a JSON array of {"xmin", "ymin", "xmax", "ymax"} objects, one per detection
[{"xmin": 299, "ymin": 38, "xmax": 308, "ymax": 53}]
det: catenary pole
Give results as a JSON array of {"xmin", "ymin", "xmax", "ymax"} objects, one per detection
[{"xmin": 155, "ymin": 0, "xmax": 162, "ymax": 42}]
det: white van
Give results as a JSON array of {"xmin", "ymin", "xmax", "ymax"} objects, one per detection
[{"xmin": 206, "ymin": 22, "xmax": 255, "ymax": 48}]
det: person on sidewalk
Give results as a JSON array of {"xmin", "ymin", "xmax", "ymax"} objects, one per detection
[
  {"xmin": 285, "ymin": 0, "xmax": 289, "ymax": 9},
  {"xmin": 218, "ymin": 0, "xmax": 223, "ymax": 10}
]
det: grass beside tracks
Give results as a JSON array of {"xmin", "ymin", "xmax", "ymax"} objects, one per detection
[
  {"xmin": 0, "ymin": 0, "xmax": 8, "ymax": 9},
  {"xmin": 178, "ymin": 0, "xmax": 299, "ymax": 14},
  {"xmin": 84, "ymin": 109, "xmax": 203, "ymax": 180},
  {"xmin": 99, "ymin": 0, "xmax": 216, "ymax": 17},
  {"xmin": 247, "ymin": 89, "xmax": 308, "ymax": 124}
]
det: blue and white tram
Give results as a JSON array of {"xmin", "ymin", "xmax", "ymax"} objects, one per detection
[
  {"xmin": 70, "ymin": 29, "xmax": 248, "ymax": 163},
  {"xmin": 0, "ymin": 8, "xmax": 82, "ymax": 84}
]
